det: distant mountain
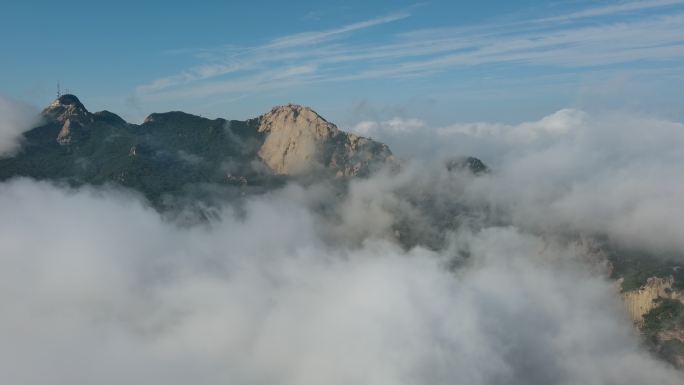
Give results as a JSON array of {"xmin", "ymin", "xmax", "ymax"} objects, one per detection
[{"xmin": 0, "ymin": 95, "xmax": 396, "ymax": 204}]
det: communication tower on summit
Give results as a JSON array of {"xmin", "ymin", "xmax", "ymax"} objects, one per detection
[{"xmin": 57, "ymin": 82, "xmax": 61, "ymax": 98}]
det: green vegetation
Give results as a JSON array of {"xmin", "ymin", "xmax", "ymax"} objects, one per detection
[
  {"xmin": 606, "ymin": 247, "xmax": 684, "ymax": 292},
  {"xmin": 643, "ymin": 298, "xmax": 684, "ymax": 333},
  {"xmin": 0, "ymin": 109, "xmax": 277, "ymax": 209},
  {"xmin": 642, "ymin": 298, "xmax": 684, "ymax": 366},
  {"xmin": 659, "ymin": 340, "xmax": 684, "ymax": 362}
]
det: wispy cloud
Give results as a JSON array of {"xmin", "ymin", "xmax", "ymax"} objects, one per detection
[
  {"xmin": 137, "ymin": 12, "xmax": 408, "ymax": 95},
  {"xmin": 136, "ymin": 2, "xmax": 684, "ymax": 101},
  {"xmin": 537, "ymin": 0, "xmax": 684, "ymax": 22},
  {"xmin": 264, "ymin": 12, "xmax": 410, "ymax": 49}
]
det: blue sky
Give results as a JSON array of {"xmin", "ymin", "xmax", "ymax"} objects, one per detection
[{"xmin": 2, "ymin": 0, "xmax": 684, "ymax": 125}]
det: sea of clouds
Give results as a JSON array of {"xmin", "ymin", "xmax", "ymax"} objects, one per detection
[{"xmin": 1, "ymin": 94, "xmax": 683, "ymax": 384}]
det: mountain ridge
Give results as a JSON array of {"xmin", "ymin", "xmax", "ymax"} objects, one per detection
[{"xmin": 1, "ymin": 94, "xmax": 397, "ymax": 205}]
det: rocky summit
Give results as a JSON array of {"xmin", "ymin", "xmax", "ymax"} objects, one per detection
[{"xmin": 257, "ymin": 104, "xmax": 394, "ymax": 177}]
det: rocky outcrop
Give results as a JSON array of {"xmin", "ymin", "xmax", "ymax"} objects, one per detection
[
  {"xmin": 42, "ymin": 94, "xmax": 92, "ymax": 124},
  {"xmin": 256, "ymin": 104, "xmax": 337, "ymax": 175},
  {"xmin": 42, "ymin": 95, "xmax": 94, "ymax": 146},
  {"xmin": 609, "ymin": 261, "xmax": 684, "ymax": 367},
  {"xmin": 256, "ymin": 104, "xmax": 395, "ymax": 177},
  {"xmin": 621, "ymin": 276, "xmax": 683, "ymax": 324},
  {"xmin": 56, "ymin": 119, "xmax": 75, "ymax": 145},
  {"xmin": 329, "ymin": 132, "xmax": 395, "ymax": 177},
  {"xmin": 445, "ymin": 156, "xmax": 489, "ymax": 174}
]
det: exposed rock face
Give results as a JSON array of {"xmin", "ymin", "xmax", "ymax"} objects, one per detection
[
  {"xmin": 622, "ymin": 276, "xmax": 683, "ymax": 324},
  {"xmin": 257, "ymin": 104, "xmax": 339, "ymax": 175},
  {"xmin": 256, "ymin": 104, "xmax": 395, "ymax": 176},
  {"xmin": 42, "ymin": 95, "xmax": 94, "ymax": 145},
  {"xmin": 42, "ymin": 94, "xmax": 92, "ymax": 124},
  {"xmin": 621, "ymin": 278, "xmax": 684, "ymax": 368},
  {"xmin": 56, "ymin": 119, "xmax": 75, "ymax": 145}
]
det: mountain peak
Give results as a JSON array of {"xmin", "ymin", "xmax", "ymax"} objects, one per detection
[
  {"xmin": 55, "ymin": 94, "xmax": 84, "ymax": 107},
  {"xmin": 43, "ymin": 94, "xmax": 91, "ymax": 123},
  {"xmin": 260, "ymin": 104, "xmax": 330, "ymax": 129},
  {"xmin": 143, "ymin": 111, "xmax": 204, "ymax": 125},
  {"xmin": 256, "ymin": 104, "xmax": 340, "ymax": 175},
  {"xmin": 94, "ymin": 110, "xmax": 127, "ymax": 126},
  {"xmin": 256, "ymin": 103, "xmax": 394, "ymax": 176},
  {"xmin": 268, "ymin": 103, "xmax": 319, "ymax": 114}
]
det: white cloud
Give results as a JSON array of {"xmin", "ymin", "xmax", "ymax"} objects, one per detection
[
  {"xmin": 136, "ymin": 12, "xmax": 410, "ymax": 96},
  {"xmin": 359, "ymin": 108, "xmax": 684, "ymax": 256},
  {"xmin": 263, "ymin": 12, "xmax": 410, "ymax": 50},
  {"xmin": 136, "ymin": 4, "xmax": 684, "ymax": 100},
  {"xmin": 0, "ymin": 96, "xmax": 39, "ymax": 157},
  {"xmin": 438, "ymin": 109, "xmax": 587, "ymax": 143},
  {"xmin": 0, "ymin": 178, "xmax": 681, "ymax": 384},
  {"xmin": 350, "ymin": 117, "xmax": 426, "ymax": 136},
  {"xmin": 537, "ymin": 0, "xmax": 684, "ymax": 23},
  {"xmin": 2, "ymin": 99, "xmax": 684, "ymax": 383},
  {"xmin": 462, "ymin": 111, "xmax": 684, "ymax": 255}
]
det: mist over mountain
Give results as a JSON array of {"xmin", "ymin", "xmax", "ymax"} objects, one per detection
[{"xmin": 1, "ymin": 94, "xmax": 684, "ymax": 384}]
